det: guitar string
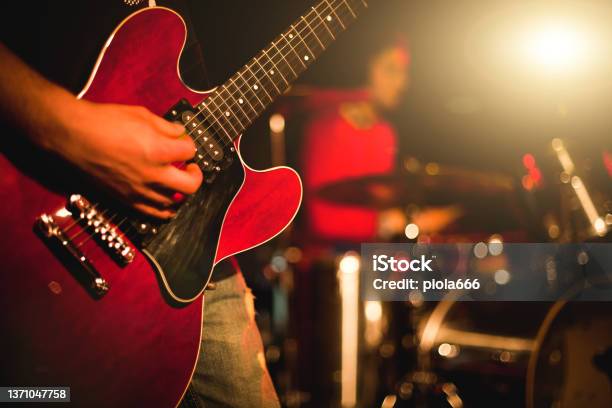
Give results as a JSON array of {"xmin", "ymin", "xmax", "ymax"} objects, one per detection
[
  {"xmin": 176, "ymin": 0, "xmax": 356, "ymax": 161},
  {"xmin": 67, "ymin": 0, "xmax": 360, "ymax": 250},
  {"xmin": 69, "ymin": 0, "xmax": 357, "ymax": 250},
  {"xmin": 186, "ymin": 0, "xmax": 358, "ymax": 151},
  {"xmin": 67, "ymin": 0, "xmax": 356, "ymax": 249}
]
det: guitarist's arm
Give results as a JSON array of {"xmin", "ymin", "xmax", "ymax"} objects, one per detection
[{"xmin": 0, "ymin": 43, "xmax": 202, "ymax": 218}]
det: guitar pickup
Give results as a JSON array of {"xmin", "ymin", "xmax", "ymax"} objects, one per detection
[{"xmin": 165, "ymin": 99, "xmax": 237, "ymax": 185}]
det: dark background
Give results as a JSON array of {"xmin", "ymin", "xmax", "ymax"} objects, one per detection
[
  {"xmin": 2, "ymin": 1, "xmax": 611, "ymax": 406},
  {"xmin": 192, "ymin": 0, "xmax": 612, "ymax": 177},
  {"xmin": 3, "ymin": 0, "xmax": 610, "ymax": 179}
]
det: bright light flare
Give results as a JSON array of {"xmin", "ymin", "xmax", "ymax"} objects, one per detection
[
  {"xmin": 523, "ymin": 21, "xmax": 591, "ymax": 73},
  {"xmin": 339, "ymin": 253, "xmax": 361, "ymax": 274},
  {"xmin": 269, "ymin": 113, "xmax": 285, "ymax": 133},
  {"xmin": 338, "ymin": 252, "xmax": 360, "ymax": 407},
  {"xmin": 364, "ymin": 300, "xmax": 383, "ymax": 323},
  {"xmin": 405, "ymin": 223, "xmax": 419, "ymax": 240}
]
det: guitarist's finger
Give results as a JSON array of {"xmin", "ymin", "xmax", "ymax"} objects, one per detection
[
  {"xmin": 148, "ymin": 111, "xmax": 185, "ymax": 137},
  {"xmin": 135, "ymin": 185, "xmax": 174, "ymax": 207},
  {"xmin": 133, "ymin": 202, "xmax": 176, "ymax": 219},
  {"xmin": 155, "ymin": 136, "xmax": 197, "ymax": 163},
  {"xmin": 157, "ymin": 163, "xmax": 203, "ymax": 195}
]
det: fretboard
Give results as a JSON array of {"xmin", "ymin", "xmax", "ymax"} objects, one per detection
[{"xmin": 194, "ymin": 0, "xmax": 369, "ymax": 142}]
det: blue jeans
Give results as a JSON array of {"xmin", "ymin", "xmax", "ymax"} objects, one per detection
[{"xmin": 180, "ymin": 272, "xmax": 280, "ymax": 408}]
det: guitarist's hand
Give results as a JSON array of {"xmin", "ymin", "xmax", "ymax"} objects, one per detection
[
  {"xmin": 0, "ymin": 44, "xmax": 203, "ymax": 219},
  {"xmin": 49, "ymin": 99, "xmax": 203, "ymax": 219}
]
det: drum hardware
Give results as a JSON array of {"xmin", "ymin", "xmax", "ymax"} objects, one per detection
[
  {"xmin": 549, "ymin": 138, "xmax": 610, "ymax": 241},
  {"xmin": 386, "ymin": 371, "xmax": 463, "ymax": 408},
  {"xmin": 314, "ymin": 162, "xmax": 529, "ymax": 241},
  {"xmin": 405, "ymin": 278, "xmax": 612, "ymax": 408},
  {"xmin": 315, "ymin": 164, "xmax": 516, "ymax": 211}
]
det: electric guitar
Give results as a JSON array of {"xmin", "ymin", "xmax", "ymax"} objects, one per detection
[{"xmin": 0, "ymin": 1, "xmax": 368, "ymax": 407}]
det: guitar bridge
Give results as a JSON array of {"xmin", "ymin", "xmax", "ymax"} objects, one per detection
[
  {"xmin": 66, "ymin": 194, "xmax": 135, "ymax": 264},
  {"xmin": 36, "ymin": 213, "xmax": 109, "ymax": 297},
  {"xmin": 35, "ymin": 194, "xmax": 137, "ymax": 297}
]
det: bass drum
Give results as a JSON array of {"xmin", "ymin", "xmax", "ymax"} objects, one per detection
[{"xmin": 416, "ymin": 287, "xmax": 612, "ymax": 407}]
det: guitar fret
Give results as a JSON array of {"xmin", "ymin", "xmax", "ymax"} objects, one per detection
[
  {"xmin": 318, "ymin": 0, "xmax": 345, "ymax": 40},
  {"xmin": 194, "ymin": 0, "xmax": 367, "ymax": 141},
  {"xmin": 210, "ymin": 92, "xmax": 243, "ymax": 134},
  {"xmin": 280, "ymin": 33, "xmax": 307, "ymax": 69},
  {"xmin": 200, "ymin": 104, "xmax": 233, "ymax": 143},
  {"xmin": 235, "ymin": 69, "xmax": 266, "ymax": 110},
  {"xmin": 244, "ymin": 64, "xmax": 273, "ymax": 102},
  {"xmin": 325, "ymin": 0, "xmax": 346, "ymax": 29},
  {"xmin": 230, "ymin": 78, "xmax": 259, "ymax": 120},
  {"xmin": 312, "ymin": 5, "xmax": 336, "ymax": 41},
  {"xmin": 253, "ymin": 55, "xmax": 282, "ymax": 95},
  {"xmin": 300, "ymin": 16, "xmax": 326, "ymax": 51},
  {"xmin": 218, "ymin": 85, "xmax": 250, "ymax": 127},
  {"xmin": 261, "ymin": 48, "xmax": 290, "ymax": 87},
  {"xmin": 291, "ymin": 24, "xmax": 316, "ymax": 62},
  {"xmin": 342, "ymin": 0, "xmax": 357, "ymax": 18},
  {"xmin": 271, "ymin": 41, "xmax": 298, "ymax": 78}
]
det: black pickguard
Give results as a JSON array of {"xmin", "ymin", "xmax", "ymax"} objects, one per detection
[
  {"xmin": 140, "ymin": 98, "xmax": 245, "ymax": 302},
  {"xmin": 142, "ymin": 155, "xmax": 244, "ymax": 302}
]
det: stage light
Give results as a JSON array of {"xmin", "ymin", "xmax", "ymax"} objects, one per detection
[
  {"xmin": 405, "ymin": 223, "xmax": 419, "ymax": 239},
  {"xmin": 339, "ymin": 253, "xmax": 360, "ymax": 274},
  {"xmin": 522, "ymin": 175, "xmax": 535, "ymax": 191},
  {"xmin": 524, "ymin": 21, "xmax": 590, "ymax": 73},
  {"xmin": 270, "ymin": 255, "xmax": 288, "ymax": 273},
  {"xmin": 408, "ymin": 290, "xmax": 424, "ymax": 307},
  {"xmin": 438, "ymin": 343, "xmax": 459, "ymax": 358},
  {"xmin": 548, "ymin": 224, "xmax": 561, "ymax": 239},
  {"xmin": 269, "ymin": 113, "xmax": 285, "ymax": 133},
  {"xmin": 283, "ymin": 246, "xmax": 303, "ymax": 263},
  {"xmin": 551, "ymin": 138, "xmax": 564, "ymax": 152},
  {"xmin": 338, "ymin": 251, "xmax": 360, "ymax": 407},
  {"xmin": 365, "ymin": 300, "xmax": 382, "ymax": 323},
  {"xmin": 499, "ymin": 351, "xmax": 513, "ymax": 363},
  {"xmin": 364, "ymin": 301, "xmax": 383, "ymax": 348},
  {"xmin": 488, "ymin": 234, "xmax": 504, "ymax": 256},
  {"xmin": 425, "ymin": 162, "xmax": 440, "ymax": 176},
  {"xmin": 522, "ymin": 154, "xmax": 536, "ymax": 169},
  {"xmin": 571, "ymin": 176, "xmax": 608, "ymax": 237},
  {"xmin": 473, "ymin": 242, "xmax": 488, "ymax": 259},
  {"xmin": 594, "ymin": 217, "xmax": 606, "ymax": 236},
  {"xmin": 269, "ymin": 113, "xmax": 286, "ymax": 166},
  {"xmin": 494, "ymin": 269, "xmax": 511, "ymax": 285},
  {"xmin": 381, "ymin": 395, "xmax": 397, "ymax": 408},
  {"xmin": 438, "ymin": 343, "xmax": 452, "ymax": 357}
]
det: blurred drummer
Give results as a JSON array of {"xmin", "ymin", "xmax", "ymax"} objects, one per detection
[{"xmin": 301, "ymin": 37, "xmax": 411, "ymax": 242}]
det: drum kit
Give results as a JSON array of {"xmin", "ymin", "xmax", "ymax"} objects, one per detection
[{"xmin": 307, "ymin": 140, "xmax": 612, "ymax": 407}]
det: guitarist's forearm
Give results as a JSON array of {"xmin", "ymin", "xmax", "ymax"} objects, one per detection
[
  {"xmin": 0, "ymin": 42, "xmax": 78, "ymax": 151},
  {"xmin": 0, "ymin": 42, "xmax": 200, "ymax": 219}
]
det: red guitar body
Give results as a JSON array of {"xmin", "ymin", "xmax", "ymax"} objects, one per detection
[{"xmin": 0, "ymin": 7, "xmax": 301, "ymax": 407}]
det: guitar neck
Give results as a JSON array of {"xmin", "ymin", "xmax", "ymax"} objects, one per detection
[{"xmin": 197, "ymin": 0, "xmax": 369, "ymax": 140}]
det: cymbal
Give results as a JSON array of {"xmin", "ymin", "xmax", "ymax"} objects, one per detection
[
  {"xmin": 314, "ymin": 166, "xmax": 515, "ymax": 210},
  {"xmin": 315, "ymin": 173, "xmax": 420, "ymax": 209}
]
